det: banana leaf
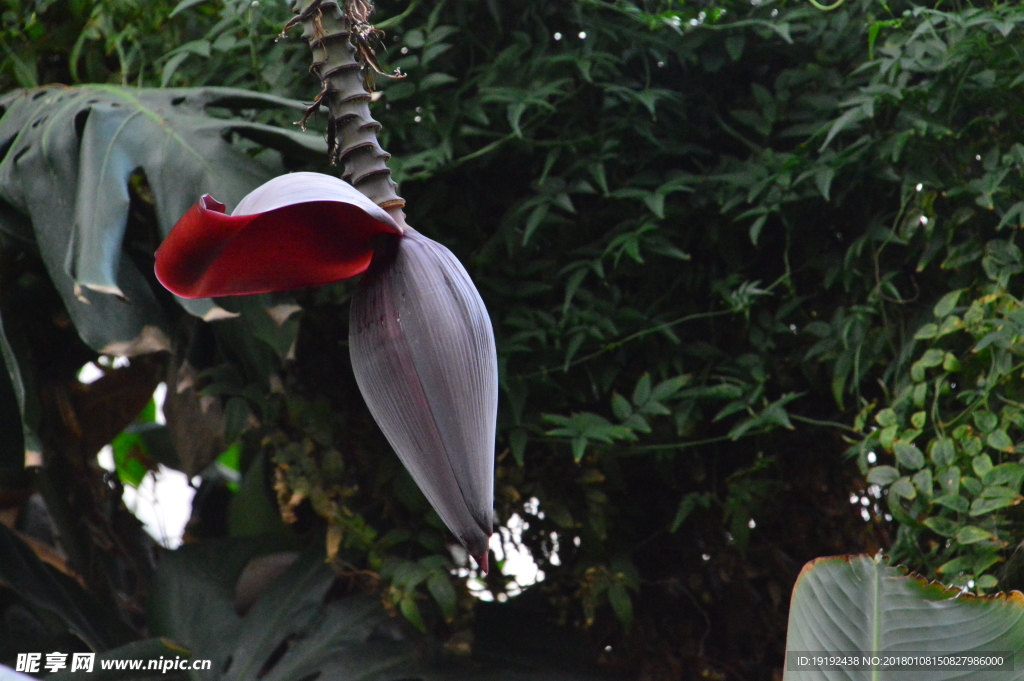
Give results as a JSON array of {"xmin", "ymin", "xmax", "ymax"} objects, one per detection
[
  {"xmin": 0, "ymin": 523, "xmax": 133, "ymax": 653},
  {"xmin": 784, "ymin": 554, "xmax": 1024, "ymax": 680},
  {"xmin": 0, "ymin": 84, "xmax": 325, "ymax": 465},
  {"xmin": 0, "ymin": 85, "xmax": 325, "ymax": 351}
]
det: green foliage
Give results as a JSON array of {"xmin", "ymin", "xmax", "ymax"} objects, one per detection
[
  {"xmin": 544, "ymin": 411, "xmax": 638, "ymax": 463},
  {"xmin": 857, "ymin": 286, "xmax": 1024, "ymax": 592},
  {"xmin": 147, "ymin": 542, "xmax": 430, "ymax": 681},
  {"xmin": 381, "ymin": 555, "xmax": 458, "ymax": 631},
  {"xmin": 0, "ymin": 0, "xmax": 309, "ymax": 95},
  {"xmin": 0, "ymin": 523, "xmax": 133, "ymax": 652},
  {"xmin": 578, "ymin": 555, "xmax": 641, "ymax": 631},
  {"xmin": 828, "ymin": 2, "xmax": 1024, "ymax": 593},
  {"xmin": 367, "ymin": 0, "xmax": 1024, "ymax": 654}
]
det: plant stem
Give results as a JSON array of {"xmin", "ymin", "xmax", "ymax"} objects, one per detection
[{"xmin": 289, "ymin": 0, "xmax": 407, "ymax": 227}]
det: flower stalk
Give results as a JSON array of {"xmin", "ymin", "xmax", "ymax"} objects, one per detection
[{"xmin": 287, "ymin": 0, "xmax": 406, "ymax": 225}]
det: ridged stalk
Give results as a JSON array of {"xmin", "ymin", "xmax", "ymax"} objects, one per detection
[{"xmin": 288, "ymin": 0, "xmax": 406, "ymax": 226}]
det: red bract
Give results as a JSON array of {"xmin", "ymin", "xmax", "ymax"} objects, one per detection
[
  {"xmin": 154, "ymin": 172, "xmax": 496, "ymax": 572},
  {"xmin": 154, "ymin": 173, "xmax": 401, "ymax": 298}
]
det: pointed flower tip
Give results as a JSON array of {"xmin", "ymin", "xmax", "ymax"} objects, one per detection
[
  {"xmin": 476, "ymin": 551, "xmax": 489, "ymax": 575},
  {"xmin": 154, "ymin": 172, "xmax": 400, "ymax": 299}
]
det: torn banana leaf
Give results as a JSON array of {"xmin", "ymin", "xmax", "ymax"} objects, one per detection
[{"xmin": 0, "ymin": 85, "xmax": 326, "ymax": 353}]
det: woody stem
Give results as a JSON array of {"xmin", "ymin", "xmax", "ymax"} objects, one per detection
[{"xmin": 289, "ymin": 0, "xmax": 407, "ymax": 227}]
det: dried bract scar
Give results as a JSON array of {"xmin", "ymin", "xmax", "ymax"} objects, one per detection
[{"xmin": 154, "ymin": 172, "xmax": 496, "ymax": 572}]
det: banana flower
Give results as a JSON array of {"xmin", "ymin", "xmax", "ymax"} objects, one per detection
[{"xmin": 155, "ymin": 173, "xmax": 496, "ymax": 571}]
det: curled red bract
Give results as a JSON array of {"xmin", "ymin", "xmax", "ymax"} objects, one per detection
[{"xmin": 154, "ymin": 173, "xmax": 401, "ymax": 298}]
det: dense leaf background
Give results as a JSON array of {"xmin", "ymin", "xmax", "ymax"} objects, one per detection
[{"xmin": 4, "ymin": 0, "xmax": 1024, "ymax": 679}]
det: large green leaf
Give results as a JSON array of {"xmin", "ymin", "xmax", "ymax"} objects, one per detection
[
  {"xmin": 149, "ymin": 539, "xmax": 417, "ymax": 681},
  {"xmin": 0, "ymin": 84, "xmax": 325, "ymax": 354},
  {"xmin": 0, "ymin": 523, "xmax": 132, "ymax": 652},
  {"xmin": 146, "ymin": 539, "xmax": 600, "ymax": 681},
  {"xmin": 784, "ymin": 555, "xmax": 1024, "ymax": 680},
  {"xmin": 147, "ymin": 537, "xmax": 275, "ymax": 657}
]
